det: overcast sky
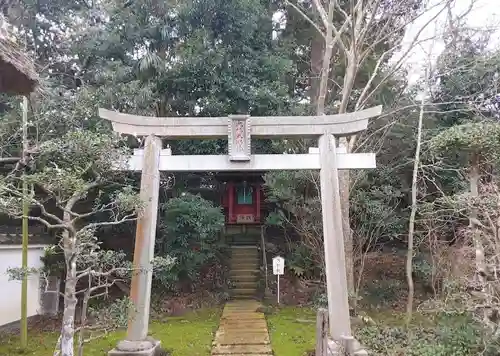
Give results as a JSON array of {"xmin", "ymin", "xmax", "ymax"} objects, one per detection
[{"xmin": 400, "ymin": 0, "xmax": 500, "ymax": 83}]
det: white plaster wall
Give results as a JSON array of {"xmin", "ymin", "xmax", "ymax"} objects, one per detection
[{"xmin": 0, "ymin": 245, "xmax": 47, "ymax": 326}]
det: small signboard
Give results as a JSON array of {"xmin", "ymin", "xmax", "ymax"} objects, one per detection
[
  {"xmin": 272, "ymin": 256, "xmax": 285, "ymax": 275},
  {"xmin": 236, "ymin": 214, "xmax": 255, "ymax": 223}
]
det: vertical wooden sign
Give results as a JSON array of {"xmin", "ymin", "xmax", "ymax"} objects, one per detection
[{"xmin": 228, "ymin": 115, "xmax": 251, "ymax": 161}]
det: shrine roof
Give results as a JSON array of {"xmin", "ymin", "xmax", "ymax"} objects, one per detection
[{"xmin": 0, "ymin": 16, "xmax": 39, "ymax": 95}]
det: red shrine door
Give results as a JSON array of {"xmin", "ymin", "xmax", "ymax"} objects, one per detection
[{"xmin": 222, "ymin": 181, "xmax": 262, "ymax": 224}]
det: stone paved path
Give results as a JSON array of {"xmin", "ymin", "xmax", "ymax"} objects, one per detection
[{"xmin": 211, "ymin": 300, "xmax": 272, "ymax": 355}]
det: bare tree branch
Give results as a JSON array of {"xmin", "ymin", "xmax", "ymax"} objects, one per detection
[
  {"xmin": 86, "ymin": 214, "xmax": 137, "ymax": 230},
  {"xmin": 284, "ymin": 1, "xmax": 326, "ymax": 39}
]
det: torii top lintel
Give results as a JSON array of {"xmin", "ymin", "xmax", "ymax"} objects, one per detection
[{"xmin": 98, "ymin": 106, "xmax": 382, "ymax": 139}]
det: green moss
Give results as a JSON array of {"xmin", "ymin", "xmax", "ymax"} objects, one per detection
[
  {"xmin": 362, "ymin": 309, "xmax": 435, "ymax": 328},
  {"xmin": 266, "ymin": 306, "xmax": 482, "ymax": 356},
  {"xmin": 0, "ymin": 331, "xmax": 59, "ymax": 355},
  {"xmin": 0, "ymin": 308, "xmax": 221, "ymax": 356},
  {"xmin": 266, "ymin": 306, "xmax": 316, "ymax": 356}
]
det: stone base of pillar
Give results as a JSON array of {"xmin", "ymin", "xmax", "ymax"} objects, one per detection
[
  {"xmin": 108, "ymin": 337, "xmax": 161, "ymax": 356},
  {"xmin": 327, "ymin": 338, "xmax": 368, "ymax": 355}
]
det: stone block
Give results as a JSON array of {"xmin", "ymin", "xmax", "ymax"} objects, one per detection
[
  {"xmin": 108, "ymin": 338, "xmax": 161, "ymax": 356},
  {"xmin": 327, "ymin": 340, "xmax": 341, "ymax": 355},
  {"xmin": 326, "ymin": 337, "xmax": 369, "ymax": 356},
  {"xmin": 211, "ymin": 344, "xmax": 273, "ymax": 355}
]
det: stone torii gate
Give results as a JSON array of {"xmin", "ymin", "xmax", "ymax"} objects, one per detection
[{"xmin": 100, "ymin": 106, "xmax": 382, "ymax": 356}]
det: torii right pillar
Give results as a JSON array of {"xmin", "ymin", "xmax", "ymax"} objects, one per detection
[{"xmin": 319, "ymin": 133, "xmax": 368, "ymax": 355}]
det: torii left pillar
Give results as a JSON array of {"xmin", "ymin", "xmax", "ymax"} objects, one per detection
[{"xmin": 109, "ymin": 135, "xmax": 162, "ymax": 356}]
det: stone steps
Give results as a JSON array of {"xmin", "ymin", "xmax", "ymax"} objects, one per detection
[
  {"xmin": 230, "ymin": 245, "xmax": 259, "ymax": 251},
  {"xmin": 233, "ymin": 281, "xmax": 259, "ymax": 289},
  {"xmin": 211, "ymin": 300, "xmax": 272, "ymax": 355},
  {"xmin": 231, "ymin": 264, "xmax": 259, "ymax": 272},
  {"xmin": 230, "ymin": 257, "xmax": 259, "ymax": 264},
  {"xmin": 229, "ymin": 234, "xmax": 260, "ymax": 246},
  {"xmin": 229, "ymin": 245, "xmax": 259, "ymax": 299},
  {"xmin": 230, "ymin": 255, "xmax": 259, "ymax": 262},
  {"xmin": 232, "ymin": 288, "xmax": 257, "ymax": 297},
  {"xmin": 230, "ymin": 270, "xmax": 259, "ymax": 277},
  {"xmin": 229, "ymin": 274, "xmax": 258, "ymax": 282},
  {"xmin": 212, "ymin": 345, "xmax": 273, "ymax": 354}
]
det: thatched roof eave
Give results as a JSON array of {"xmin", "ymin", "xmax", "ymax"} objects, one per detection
[{"xmin": 0, "ymin": 17, "xmax": 39, "ymax": 95}]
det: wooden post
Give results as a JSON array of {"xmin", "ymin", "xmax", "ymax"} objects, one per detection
[
  {"xmin": 316, "ymin": 308, "xmax": 329, "ymax": 356},
  {"xmin": 261, "ymin": 225, "xmax": 269, "ymax": 292},
  {"xmin": 20, "ymin": 95, "xmax": 29, "ymax": 349},
  {"xmin": 255, "ymin": 184, "xmax": 261, "ymax": 222},
  {"xmin": 318, "ymin": 134, "xmax": 352, "ymax": 340},
  {"xmin": 228, "ymin": 182, "xmax": 234, "ymax": 223},
  {"xmin": 127, "ymin": 135, "xmax": 162, "ymax": 341}
]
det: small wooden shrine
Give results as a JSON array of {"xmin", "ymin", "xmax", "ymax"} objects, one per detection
[{"xmin": 217, "ymin": 172, "xmax": 265, "ymax": 225}]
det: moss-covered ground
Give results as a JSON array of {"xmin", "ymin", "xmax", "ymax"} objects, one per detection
[
  {"xmin": 266, "ymin": 305, "xmax": 487, "ymax": 356},
  {"xmin": 266, "ymin": 306, "xmax": 316, "ymax": 356},
  {"xmin": 0, "ymin": 308, "xmax": 220, "ymax": 356},
  {"xmin": 1, "ymin": 304, "xmax": 482, "ymax": 356}
]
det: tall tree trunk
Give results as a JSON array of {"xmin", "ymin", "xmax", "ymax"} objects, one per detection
[
  {"xmin": 310, "ymin": 26, "xmax": 324, "ymax": 107},
  {"xmin": 338, "ymin": 51, "xmax": 360, "ymax": 300},
  {"xmin": 313, "ymin": 0, "xmax": 356, "ymax": 299},
  {"xmin": 61, "ymin": 264, "xmax": 77, "ymax": 356},
  {"xmin": 315, "ymin": 0, "xmax": 335, "ymax": 115},
  {"xmin": 470, "ymin": 154, "xmax": 485, "ymax": 285},
  {"xmin": 59, "ymin": 204, "xmax": 79, "ymax": 356},
  {"xmin": 60, "ymin": 227, "xmax": 77, "ymax": 356},
  {"xmin": 469, "ymin": 153, "xmax": 489, "ymax": 327},
  {"xmin": 406, "ymin": 91, "xmax": 425, "ymax": 328},
  {"xmin": 337, "ymin": 61, "xmax": 358, "ymax": 299},
  {"xmin": 77, "ymin": 288, "xmax": 91, "ymax": 356},
  {"xmin": 338, "ymin": 151, "xmax": 354, "ymax": 298},
  {"xmin": 316, "ymin": 29, "xmax": 333, "ymax": 115}
]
